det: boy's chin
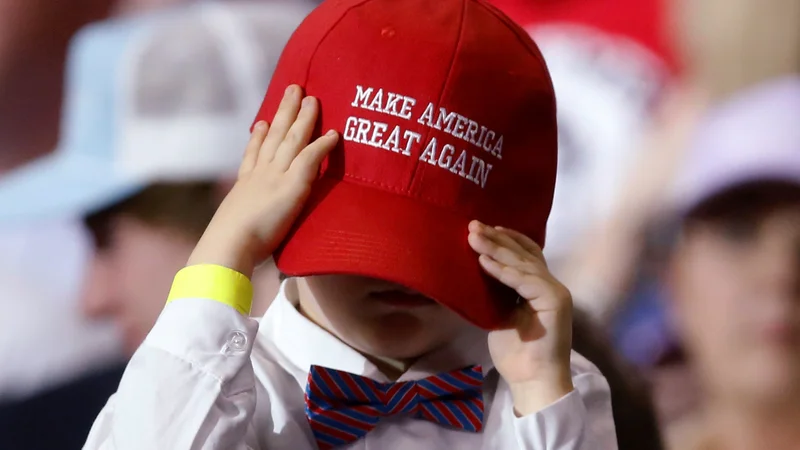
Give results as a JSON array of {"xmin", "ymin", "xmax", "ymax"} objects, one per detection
[
  {"xmin": 359, "ymin": 338, "xmax": 441, "ymax": 363},
  {"xmin": 348, "ymin": 316, "xmax": 449, "ymax": 361}
]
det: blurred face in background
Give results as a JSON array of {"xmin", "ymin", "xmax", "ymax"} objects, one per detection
[
  {"xmin": 83, "ymin": 215, "xmax": 197, "ymax": 353},
  {"xmin": 79, "ymin": 182, "xmax": 282, "ymax": 353},
  {"xmin": 81, "ymin": 184, "xmax": 216, "ymax": 354},
  {"xmin": 669, "ymin": 182, "xmax": 800, "ymax": 408}
]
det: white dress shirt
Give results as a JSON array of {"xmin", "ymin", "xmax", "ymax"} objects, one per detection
[{"xmin": 85, "ymin": 282, "xmax": 617, "ymax": 449}]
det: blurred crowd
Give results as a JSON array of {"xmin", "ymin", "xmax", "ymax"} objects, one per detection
[{"xmin": 0, "ymin": 0, "xmax": 797, "ymax": 449}]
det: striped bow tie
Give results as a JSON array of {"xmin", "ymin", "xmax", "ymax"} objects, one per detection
[{"xmin": 304, "ymin": 364, "xmax": 484, "ymax": 450}]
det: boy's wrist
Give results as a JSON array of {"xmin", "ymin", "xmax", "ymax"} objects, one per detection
[
  {"xmin": 509, "ymin": 368, "xmax": 574, "ymax": 417},
  {"xmin": 188, "ymin": 228, "xmax": 259, "ymax": 278}
]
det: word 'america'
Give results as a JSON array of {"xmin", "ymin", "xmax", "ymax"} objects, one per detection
[{"xmin": 342, "ymin": 85, "xmax": 504, "ymax": 189}]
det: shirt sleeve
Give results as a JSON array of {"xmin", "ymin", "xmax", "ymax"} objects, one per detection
[
  {"xmin": 83, "ymin": 265, "xmax": 260, "ymax": 450},
  {"xmin": 511, "ymin": 353, "xmax": 618, "ymax": 450}
]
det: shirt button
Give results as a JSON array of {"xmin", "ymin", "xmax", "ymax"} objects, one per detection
[{"xmin": 221, "ymin": 331, "xmax": 248, "ymax": 356}]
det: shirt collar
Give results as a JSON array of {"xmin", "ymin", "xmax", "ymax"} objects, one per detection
[{"xmin": 258, "ymin": 280, "xmax": 493, "ymax": 391}]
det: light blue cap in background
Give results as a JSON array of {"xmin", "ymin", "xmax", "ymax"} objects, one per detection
[{"xmin": 0, "ymin": 1, "xmax": 311, "ymax": 224}]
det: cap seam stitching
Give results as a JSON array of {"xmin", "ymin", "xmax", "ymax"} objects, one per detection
[
  {"xmin": 472, "ymin": 0, "xmax": 556, "ymax": 111},
  {"xmin": 302, "ymin": 0, "xmax": 374, "ymax": 87},
  {"xmin": 404, "ymin": 0, "xmax": 469, "ymax": 204}
]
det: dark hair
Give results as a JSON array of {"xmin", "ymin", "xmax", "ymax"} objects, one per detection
[
  {"xmin": 686, "ymin": 180, "xmax": 800, "ymax": 224},
  {"xmin": 84, "ymin": 182, "xmax": 219, "ymax": 249},
  {"xmin": 572, "ymin": 309, "xmax": 665, "ymax": 450}
]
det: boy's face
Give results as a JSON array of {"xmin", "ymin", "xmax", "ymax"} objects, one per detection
[
  {"xmin": 670, "ymin": 184, "xmax": 800, "ymax": 406},
  {"xmin": 81, "ymin": 215, "xmax": 196, "ymax": 354},
  {"xmin": 296, "ymin": 274, "xmax": 475, "ymax": 361}
]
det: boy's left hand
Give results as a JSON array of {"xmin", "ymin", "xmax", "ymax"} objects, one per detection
[{"xmin": 467, "ymin": 220, "xmax": 575, "ymax": 416}]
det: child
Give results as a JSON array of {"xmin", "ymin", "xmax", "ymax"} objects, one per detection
[
  {"xmin": 85, "ymin": 0, "xmax": 617, "ymax": 448},
  {"xmin": 662, "ymin": 77, "xmax": 800, "ymax": 450}
]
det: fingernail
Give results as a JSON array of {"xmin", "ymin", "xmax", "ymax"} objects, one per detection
[
  {"xmin": 325, "ymin": 129, "xmax": 337, "ymax": 137},
  {"xmin": 302, "ymin": 97, "xmax": 314, "ymax": 108},
  {"xmin": 254, "ymin": 121, "xmax": 266, "ymax": 130},
  {"xmin": 284, "ymin": 85, "xmax": 295, "ymax": 97}
]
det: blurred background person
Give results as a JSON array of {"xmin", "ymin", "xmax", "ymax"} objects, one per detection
[
  {"xmin": 663, "ymin": 76, "xmax": 800, "ymax": 450},
  {"xmin": 567, "ymin": 0, "xmax": 800, "ymax": 430},
  {"xmin": 560, "ymin": 0, "xmax": 800, "ymax": 335},
  {"xmin": 489, "ymin": 0, "xmax": 676, "ymax": 274},
  {"xmin": 0, "ymin": 2, "xmax": 311, "ymax": 448},
  {"xmin": 572, "ymin": 310, "xmax": 665, "ymax": 450},
  {"xmin": 0, "ymin": 220, "xmax": 107, "ymax": 398},
  {"xmin": 488, "ymin": 1, "xmax": 677, "ymax": 442},
  {"xmin": 0, "ymin": 0, "xmax": 208, "ymax": 402},
  {"xmin": 492, "ymin": 0, "xmax": 800, "ymax": 435}
]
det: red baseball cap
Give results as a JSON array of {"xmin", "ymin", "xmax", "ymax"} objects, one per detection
[{"xmin": 253, "ymin": 0, "xmax": 557, "ymax": 330}]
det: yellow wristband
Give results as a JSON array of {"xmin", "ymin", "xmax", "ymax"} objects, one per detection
[{"xmin": 166, "ymin": 264, "xmax": 253, "ymax": 316}]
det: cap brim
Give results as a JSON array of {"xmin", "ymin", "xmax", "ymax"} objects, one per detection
[
  {"xmin": 0, "ymin": 152, "xmax": 145, "ymax": 224},
  {"xmin": 274, "ymin": 178, "xmax": 519, "ymax": 330}
]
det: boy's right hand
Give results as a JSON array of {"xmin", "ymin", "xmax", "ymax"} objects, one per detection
[{"xmin": 188, "ymin": 85, "xmax": 338, "ymax": 278}]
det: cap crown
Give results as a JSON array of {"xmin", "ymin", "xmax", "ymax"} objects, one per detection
[{"xmin": 255, "ymin": 0, "xmax": 557, "ymax": 244}]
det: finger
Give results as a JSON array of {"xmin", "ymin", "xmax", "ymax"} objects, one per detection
[
  {"xmin": 470, "ymin": 223, "xmax": 545, "ymax": 274},
  {"xmin": 484, "ymin": 226, "xmax": 529, "ymax": 257},
  {"xmin": 470, "ymin": 221, "xmax": 529, "ymax": 256},
  {"xmin": 494, "ymin": 226, "xmax": 544, "ymax": 260},
  {"xmin": 272, "ymin": 96, "xmax": 319, "ymax": 171},
  {"xmin": 474, "ymin": 223, "xmax": 547, "ymax": 273},
  {"xmin": 478, "ymin": 254, "xmax": 526, "ymax": 288},
  {"xmin": 469, "ymin": 230, "xmax": 528, "ymax": 269},
  {"xmin": 479, "ymin": 255, "xmax": 566, "ymax": 312},
  {"xmin": 258, "ymin": 85, "xmax": 303, "ymax": 165},
  {"xmin": 239, "ymin": 121, "xmax": 269, "ymax": 178},
  {"xmin": 288, "ymin": 130, "xmax": 339, "ymax": 183}
]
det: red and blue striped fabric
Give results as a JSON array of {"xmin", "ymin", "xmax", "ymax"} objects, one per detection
[{"xmin": 304, "ymin": 365, "xmax": 485, "ymax": 449}]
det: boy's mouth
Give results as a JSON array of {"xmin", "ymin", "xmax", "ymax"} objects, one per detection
[{"xmin": 370, "ymin": 289, "xmax": 436, "ymax": 308}]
